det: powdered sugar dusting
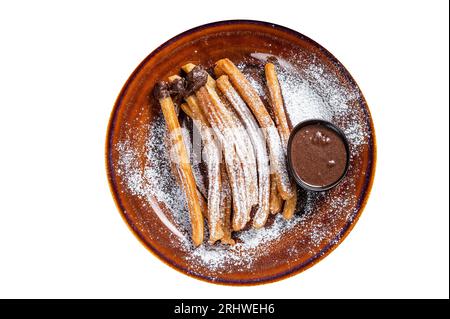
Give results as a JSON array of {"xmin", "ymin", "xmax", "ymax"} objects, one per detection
[
  {"xmin": 247, "ymin": 76, "xmax": 266, "ymax": 97},
  {"xmin": 189, "ymin": 214, "xmax": 300, "ymax": 270},
  {"xmin": 115, "ymin": 52, "xmax": 370, "ymax": 274},
  {"xmin": 278, "ymin": 67, "xmax": 333, "ymax": 123},
  {"xmin": 117, "ymin": 116, "xmax": 191, "ymax": 237}
]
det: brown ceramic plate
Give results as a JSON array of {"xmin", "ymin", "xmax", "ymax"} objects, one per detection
[{"xmin": 106, "ymin": 20, "xmax": 376, "ymax": 285}]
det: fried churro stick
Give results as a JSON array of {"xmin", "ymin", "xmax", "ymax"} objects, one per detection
[
  {"xmin": 168, "ymin": 74, "xmax": 182, "ymax": 83},
  {"xmin": 206, "ymin": 85, "xmax": 258, "ymax": 211},
  {"xmin": 220, "ymin": 163, "xmax": 235, "ymax": 245},
  {"xmin": 179, "ymin": 97, "xmax": 224, "ymax": 242},
  {"xmin": 154, "ymin": 82, "xmax": 204, "ymax": 246},
  {"xmin": 183, "ymin": 64, "xmax": 255, "ymax": 231},
  {"xmin": 169, "ymin": 74, "xmax": 207, "ymax": 198},
  {"xmin": 181, "ymin": 93, "xmax": 222, "ymax": 219},
  {"xmin": 216, "ymin": 75, "xmax": 271, "ymax": 228},
  {"xmin": 269, "ymin": 175, "xmax": 283, "ymax": 214},
  {"xmin": 196, "ymin": 86, "xmax": 249, "ymax": 231},
  {"xmin": 197, "ymin": 191, "xmax": 208, "ymax": 218},
  {"xmin": 179, "ymin": 115, "xmax": 208, "ymax": 210},
  {"xmin": 180, "ymin": 102, "xmax": 194, "ymax": 119},
  {"xmin": 202, "ymin": 129, "xmax": 224, "ymax": 243},
  {"xmin": 164, "ymin": 126, "xmax": 208, "ymax": 219},
  {"xmin": 264, "ymin": 62, "xmax": 298, "ymax": 219},
  {"xmin": 265, "ymin": 63, "xmax": 290, "ymax": 148},
  {"xmin": 215, "ymin": 58, "xmax": 294, "ymax": 201},
  {"xmin": 167, "ymin": 74, "xmax": 185, "ymax": 114},
  {"xmin": 282, "ymin": 190, "xmax": 297, "ymax": 219},
  {"xmin": 183, "ymin": 63, "xmax": 216, "ymax": 88},
  {"xmin": 183, "ymin": 64, "xmax": 258, "ymax": 210}
]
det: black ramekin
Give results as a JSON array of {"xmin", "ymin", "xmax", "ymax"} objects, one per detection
[{"xmin": 287, "ymin": 119, "xmax": 350, "ymax": 191}]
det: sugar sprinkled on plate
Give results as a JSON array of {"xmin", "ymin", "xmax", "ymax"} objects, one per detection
[{"xmin": 115, "ymin": 53, "xmax": 369, "ymax": 272}]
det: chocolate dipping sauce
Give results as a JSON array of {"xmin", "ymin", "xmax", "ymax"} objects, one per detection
[{"xmin": 289, "ymin": 121, "xmax": 349, "ymax": 190}]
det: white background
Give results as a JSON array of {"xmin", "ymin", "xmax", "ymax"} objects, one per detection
[{"xmin": 0, "ymin": 0, "xmax": 448, "ymax": 299}]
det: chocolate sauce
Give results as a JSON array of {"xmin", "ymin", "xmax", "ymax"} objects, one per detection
[
  {"xmin": 154, "ymin": 65, "xmax": 207, "ymax": 103},
  {"xmin": 186, "ymin": 65, "xmax": 208, "ymax": 95},
  {"xmin": 153, "ymin": 81, "xmax": 170, "ymax": 100},
  {"xmin": 169, "ymin": 77, "xmax": 186, "ymax": 96},
  {"xmin": 290, "ymin": 123, "xmax": 348, "ymax": 188},
  {"xmin": 266, "ymin": 55, "xmax": 280, "ymax": 66},
  {"xmin": 169, "ymin": 77, "xmax": 187, "ymax": 104}
]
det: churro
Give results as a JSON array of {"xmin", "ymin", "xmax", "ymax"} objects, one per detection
[
  {"xmin": 202, "ymin": 130, "xmax": 224, "ymax": 242},
  {"xmin": 205, "ymin": 84, "xmax": 258, "ymax": 212},
  {"xmin": 153, "ymin": 81, "xmax": 204, "ymax": 246},
  {"xmin": 169, "ymin": 74, "xmax": 207, "ymax": 199},
  {"xmin": 150, "ymin": 57, "xmax": 305, "ymax": 246},
  {"xmin": 180, "ymin": 102, "xmax": 194, "ymax": 120},
  {"xmin": 216, "ymin": 75, "xmax": 271, "ymax": 228},
  {"xmin": 282, "ymin": 190, "xmax": 297, "ymax": 219},
  {"xmin": 264, "ymin": 62, "xmax": 298, "ymax": 219},
  {"xmin": 269, "ymin": 175, "xmax": 283, "ymax": 214},
  {"xmin": 183, "ymin": 64, "xmax": 258, "ymax": 210},
  {"xmin": 179, "ymin": 115, "xmax": 208, "ymax": 202},
  {"xmin": 265, "ymin": 63, "xmax": 290, "ymax": 148},
  {"xmin": 196, "ymin": 85, "xmax": 249, "ymax": 231},
  {"xmin": 177, "ymin": 83, "xmax": 224, "ymax": 243},
  {"xmin": 215, "ymin": 58, "xmax": 294, "ymax": 200},
  {"xmin": 219, "ymin": 164, "xmax": 235, "ymax": 245}
]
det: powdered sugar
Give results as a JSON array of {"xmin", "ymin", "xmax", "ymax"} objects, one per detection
[
  {"xmin": 278, "ymin": 66, "xmax": 333, "ymax": 123},
  {"xmin": 250, "ymin": 53, "xmax": 368, "ymax": 154},
  {"xmin": 117, "ymin": 117, "xmax": 190, "ymax": 238},
  {"xmin": 216, "ymin": 77, "xmax": 271, "ymax": 227},
  {"xmin": 188, "ymin": 213, "xmax": 303, "ymax": 271},
  {"xmin": 247, "ymin": 76, "xmax": 266, "ymax": 97},
  {"xmin": 115, "ymin": 52, "xmax": 370, "ymax": 272}
]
